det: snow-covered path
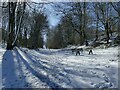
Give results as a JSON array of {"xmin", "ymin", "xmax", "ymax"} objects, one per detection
[{"xmin": 2, "ymin": 46, "xmax": 118, "ymax": 88}]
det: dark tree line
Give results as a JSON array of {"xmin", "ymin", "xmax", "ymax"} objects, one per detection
[
  {"xmin": 1, "ymin": 2, "xmax": 120, "ymax": 50},
  {"xmin": 1, "ymin": 2, "xmax": 48, "ymax": 50},
  {"xmin": 47, "ymin": 2, "xmax": 120, "ymax": 49}
]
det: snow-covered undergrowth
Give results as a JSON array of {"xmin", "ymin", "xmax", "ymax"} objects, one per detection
[{"xmin": 2, "ymin": 46, "xmax": 118, "ymax": 88}]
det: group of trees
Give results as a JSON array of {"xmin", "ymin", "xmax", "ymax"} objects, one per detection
[
  {"xmin": 1, "ymin": 2, "xmax": 120, "ymax": 50},
  {"xmin": 28, "ymin": 10, "xmax": 48, "ymax": 49},
  {"xmin": 47, "ymin": 2, "xmax": 120, "ymax": 49},
  {"xmin": 1, "ymin": 2, "xmax": 48, "ymax": 50}
]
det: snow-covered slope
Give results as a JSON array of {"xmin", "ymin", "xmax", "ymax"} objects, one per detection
[{"xmin": 2, "ymin": 46, "xmax": 118, "ymax": 88}]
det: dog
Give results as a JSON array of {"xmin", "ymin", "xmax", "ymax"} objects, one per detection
[
  {"xmin": 71, "ymin": 48, "xmax": 76, "ymax": 54},
  {"xmin": 76, "ymin": 49, "xmax": 80, "ymax": 56},
  {"xmin": 71, "ymin": 48, "xmax": 84, "ymax": 56},
  {"xmin": 88, "ymin": 49, "xmax": 93, "ymax": 55},
  {"xmin": 79, "ymin": 48, "xmax": 83, "ymax": 53}
]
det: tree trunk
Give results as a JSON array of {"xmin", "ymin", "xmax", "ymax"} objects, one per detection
[
  {"xmin": 95, "ymin": 13, "xmax": 99, "ymax": 41},
  {"xmin": 83, "ymin": 2, "xmax": 87, "ymax": 46},
  {"xmin": 105, "ymin": 22, "xmax": 110, "ymax": 44},
  {"xmin": 105, "ymin": 3, "xmax": 110, "ymax": 44},
  {"xmin": 7, "ymin": 2, "xmax": 14, "ymax": 50}
]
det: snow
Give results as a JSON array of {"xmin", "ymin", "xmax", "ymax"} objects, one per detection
[
  {"xmin": 0, "ymin": 46, "xmax": 6, "ymax": 89},
  {"xmin": 1, "ymin": 46, "xmax": 118, "ymax": 88}
]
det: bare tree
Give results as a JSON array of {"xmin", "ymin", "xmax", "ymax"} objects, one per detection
[{"xmin": 93, "ymin": 2, "xmax": 118, "ymax": 44}]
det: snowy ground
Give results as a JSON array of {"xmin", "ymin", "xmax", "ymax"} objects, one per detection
[
  {"xmin": 0, "ymin": 46, "xmax": 6, "ymax": 89},
  {"xmin": 1, "ymin": 46, "xmax": 119, "ymax": 88}
]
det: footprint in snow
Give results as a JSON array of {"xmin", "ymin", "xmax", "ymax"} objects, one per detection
[
  {"xmin": 96, "ymin": 64, "xmax": 100, "ymax": 66},
  {"xmin": 103, "ymin": 75, "xmax": 110, "ymax": 83},
  {"xmin": 93, "ymin": 82, "xmax": 113, "ymax": 88},
  {"xmin": 105, "ymin": 65, "xmax": 110, "ymax": 68},
  {"xmin": 109, "ymin": 59, "xmax": 117, "ymax": 62},
  {"xmin": 24, "ymin": 83, "xmax": 29, "ymax": 87},
  {"xmin": 91, "ymin": 71, "xmax": 97, "ymax": 75},
  {"xmin": 91, "ymin": 82, "xmax": 94, "ymax": 85},
  {"xmin": 19, "ymin": 76, "xmax": 22, "ymax": 79}
]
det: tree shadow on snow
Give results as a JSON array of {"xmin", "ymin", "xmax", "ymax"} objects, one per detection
[{"xmin": 2, "ymin": 50, "xmax": 28, "ymax": 88}]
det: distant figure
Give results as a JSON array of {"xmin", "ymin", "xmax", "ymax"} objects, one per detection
[
  {"xmin": 76, "ymin": 49, "xmax": 80, "ymax": 56},
  {"xmin": 89, "ymin": 49, "xmax": 93, "ymax": 55}
]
